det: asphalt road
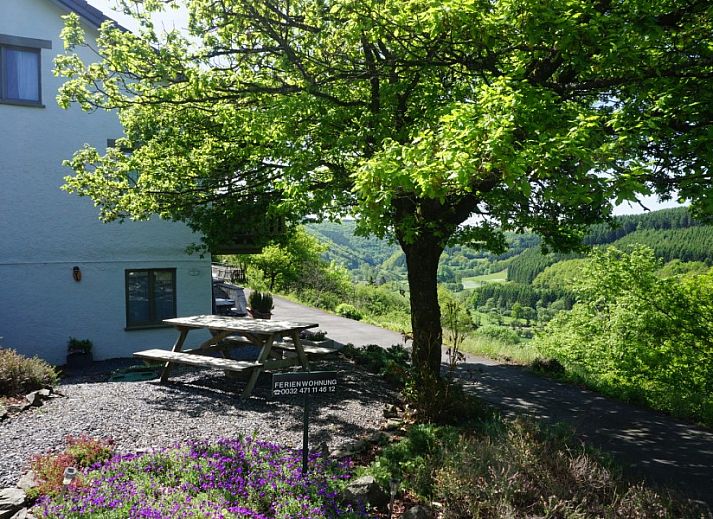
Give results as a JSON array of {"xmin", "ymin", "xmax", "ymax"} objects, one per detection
[{"xmin": 272, "ymin": 295, "xmax": 713, "ymax": 511}]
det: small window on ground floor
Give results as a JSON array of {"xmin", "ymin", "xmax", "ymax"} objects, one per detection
[{"xmin": 125, "ymin": 268, "xmax": 176, "ymax": 328}]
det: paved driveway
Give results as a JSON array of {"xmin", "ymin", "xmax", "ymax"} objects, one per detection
[{"xmin": 272, "ymin": 295, "xmax": 713, "ymax": 510}]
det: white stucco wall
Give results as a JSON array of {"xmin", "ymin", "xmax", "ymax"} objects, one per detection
[{"xmin": 0, "ymin": 0, "xmax": 212, "ymax": 365}]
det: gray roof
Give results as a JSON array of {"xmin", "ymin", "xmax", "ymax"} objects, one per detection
[{"xmin": 50, "ymin": 0, "xmax": 120, "ymax": 29}]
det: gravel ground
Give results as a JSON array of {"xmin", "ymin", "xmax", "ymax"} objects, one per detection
[{"xmin": 0, "ymin": 357, "xmax": 396, "ymax": 487}]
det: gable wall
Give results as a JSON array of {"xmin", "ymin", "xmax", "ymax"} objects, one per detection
[{"xmin": 0, "ymin": 0, "xmax": 213, "ymax": 364}]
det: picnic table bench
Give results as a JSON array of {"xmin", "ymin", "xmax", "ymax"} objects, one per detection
[{"xmin": 133, "ymin": 315, "xmax": 324, "ymax": 399}]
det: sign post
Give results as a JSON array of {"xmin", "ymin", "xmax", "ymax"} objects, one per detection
[{"xmin": 272, "ymin": 371, "xmax": 339, "ymax": 475}]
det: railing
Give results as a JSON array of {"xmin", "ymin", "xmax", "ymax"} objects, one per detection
[{"xmin": 211, "ymin": 263, "xmax": 246, "ymax": 283}]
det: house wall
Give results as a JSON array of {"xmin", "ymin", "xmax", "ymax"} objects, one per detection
[{"xmin": 0, "ymin": 0, "xmax": 212, "ymax": 365}]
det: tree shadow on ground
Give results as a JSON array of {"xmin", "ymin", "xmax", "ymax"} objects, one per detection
[{"xmin": 453, "ymin": 359, "xmax": 713, "ymax": 510}]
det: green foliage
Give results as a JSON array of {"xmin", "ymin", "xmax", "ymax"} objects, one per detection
[
  {"xmin": 583, "ymin": 207, "xmax": 702, "ymax": 245},
  {"xmin": 536, "ymin": 246, "xmax": 713, "ymax": 425},
  {"xmin": 244, "ymin": 228, "xmax": 328, "ymax": 291},
  {"xmin": 248, "ymin": 291, "xmax": 273, "ymax": 314},
  {"xmin": 335, "ymin": 303, "xmax": 363, "ymax": 321},
  {"xmin": 475, "ymin": 325, "xmax": 521, "ymax": 345},
  {"xmin": 56, "ymin": 0, "xmax": 713, "ymax": 381},
  {"xmin": 0, "ymin": 349, "xmax": 58, "ymax": 397},
  {"xmin": 612, "ymin": 227, "xmax": 713, "ymax": 264},
  {"xmin": 532, "ymin": 258, "xmax": 589, "ymax": 290},
  {"xmin": 67, "ymin": 337, "xmax": 92, "ymax": 354},
  {"xmin": 472, "ymin": 281, "xmax": 574, "ymax": 312},
  {"xmin": 658, "ymin": 259, "xmax": 709, "ymax": 278}
]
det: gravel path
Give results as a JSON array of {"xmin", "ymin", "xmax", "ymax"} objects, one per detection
[{"xmin": 0, "ymin": 357, "xmax": 396, "ymax": 487}]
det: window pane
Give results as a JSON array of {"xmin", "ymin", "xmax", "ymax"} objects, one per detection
[
  {"xmin": 153, "ymin": 271, "xmax": 176, "ymax": 320},
  {"xmin": 127, "ymin": 271, "xmax": 150, "ymax": 325},
  {"xmin": 5, "ymin": 48, "xmax": 39, "ymax": 101}
]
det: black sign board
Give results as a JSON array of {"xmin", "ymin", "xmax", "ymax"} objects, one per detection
[
  {"xmin": 272, "ymin": 371, "xmax": 338, "ymax": 397},
  {"xmin": 272, "ymin": 370, "xmax": 339, "ymax": 475}
]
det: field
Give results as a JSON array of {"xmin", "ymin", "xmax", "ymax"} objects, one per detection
[{"xmin": 461, "ymin": 269, "xmax": 508, "ymax": 289}]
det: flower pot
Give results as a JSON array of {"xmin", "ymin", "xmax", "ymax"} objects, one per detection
[
  {"xmin": 66, "ymin": 351, "xmax": 93, "ymax": 368},
  {"xmin": 248, "ymin": 308, "xmax": 272, "ymax": 320}
]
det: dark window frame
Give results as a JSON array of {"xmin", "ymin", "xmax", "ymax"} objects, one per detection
[
  {"xmin": 0, "ymin": 34, "xmax": 49, "ymax": 107},
  {"xmin": 125, "ymin": 268, "xmax": 177, "ymax": 330}
]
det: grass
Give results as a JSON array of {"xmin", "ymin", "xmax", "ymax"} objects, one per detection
[
  {"xmin": 459, "ymin": 334, "xmax": 541, "ymax": 364},
  {"xmin": 461, "ymin": 269, "xmax": 508, "ymax": 289}
]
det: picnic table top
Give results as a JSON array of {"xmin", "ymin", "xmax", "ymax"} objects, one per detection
[{"xmin": 163, "ymin": 315, "xmax": 318, "ymax": 334}]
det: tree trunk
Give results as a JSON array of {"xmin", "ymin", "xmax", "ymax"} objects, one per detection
[{"xmin": 402, "ymin": 235, "xmax": 445, "ymax": 379}]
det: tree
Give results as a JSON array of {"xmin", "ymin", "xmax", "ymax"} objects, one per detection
[
  {"xmin": 241, "ymin": 227, "xmax": 327, "ymax": 291},
  {"xmin": 57, "ymin": 0, "xmax": 712, "ymax": 381},
  {"xmin": 536, "ymin": 246, "xmax": 713, "ymax": 424}
]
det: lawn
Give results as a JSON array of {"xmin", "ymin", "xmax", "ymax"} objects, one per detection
[{"xmin": 461, "ymin": 269, "xmax": 508, "ymax": 289}]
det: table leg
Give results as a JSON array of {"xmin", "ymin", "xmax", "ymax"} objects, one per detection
[
  {"xmin": 289, "ymin": 331, "xmax": 310, "ymax": 371},
  {"xmin": 160, "ymin": 327, "xmax": 189, "ymax": 383},
  {"xmin": 241, "ymin": 333, "xmax": 276, "ymax": 399}
]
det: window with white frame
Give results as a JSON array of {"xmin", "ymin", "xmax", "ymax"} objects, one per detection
[{"xmin": 0, "ymin": 34, "xmax": 51, "ymax": 106}]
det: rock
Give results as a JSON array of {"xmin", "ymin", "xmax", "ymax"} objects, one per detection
[
  {"xmin": 380, "ymin": 418, "xmax": 403, "ymax": 431},
  {"xmin": 0, "ymin": 488, "xmax": 26, "ymax": 519},
  {"xmin": 403, "ymin": 504, "xmax": 432, "ymax": 519},
  {"xmin": 330, "ymin": 439, "xmax": 367, "ymax": 458},
  {"xmin": 342, "ymin": 476, "xmax": 389, "ymax": 508},
  {"xmin": 10, "ymin": 508, "xmax": 29, "ymax": 519},
  {"xmin": 383, "ymin": 404, "xmax": 399, "ymax": 419},
  {"xmin": 15, "ymin": 472, "xmax": 37, "ymax": 492},
  {"xmin": 24, "ymin": 393, "xmax": 39, "ymax": 408},
  {"xmin": 0, "ymin": 406, "xmax": 6, "ymax": 421}
]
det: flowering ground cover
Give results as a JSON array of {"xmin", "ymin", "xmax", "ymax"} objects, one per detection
[{"xmin": 34, "ymin": 437, "xmax": 363, "ymax": 519}]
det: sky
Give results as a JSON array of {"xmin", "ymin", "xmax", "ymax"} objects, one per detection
[{"xmin": 85, "ymin": 1, "xmax": 684, "ymax": 217}]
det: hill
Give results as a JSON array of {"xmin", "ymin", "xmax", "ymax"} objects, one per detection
[{"xmin": 308, "ymin": 207, "xmax": 712, "ymax": 288}]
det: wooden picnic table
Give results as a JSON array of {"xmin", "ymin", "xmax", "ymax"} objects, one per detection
[{"xmin": 133, "ymin": 315, "xmax": 319, "ymax": 399}]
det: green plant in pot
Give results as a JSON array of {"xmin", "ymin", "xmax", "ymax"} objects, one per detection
[
  {"xmin": 248, "ymin": 291, "xmax": 274, "ymax": 319},
  {"xmin": 66, "ymin": 337, "xmax": 93, "ymax": 367}
]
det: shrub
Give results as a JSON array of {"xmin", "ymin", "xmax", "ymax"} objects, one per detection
[
  {"xmin": 361, "ymin": 419, "xmax": 703, "ymax": 517},
  {"xmin": 0, "ymin": 348, "xmax": 58, "ymax": 397},
  {"xmin": 335, "ymin": 303, "xmax": 363, "ymax": 320},
  {"xmin": 475, "ymin": 325, "xmax": 520, "ymax": 345},
  {"xmin": 30, "ymin": 436, "xmax": 114, "ymax": 499}
]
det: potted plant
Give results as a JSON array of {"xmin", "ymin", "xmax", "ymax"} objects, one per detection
[
  {"xmin": 248, "ymin": 291, "xmax": 274, "ymax": 319},
  {"xmin": 66, "ymin": 337, "xmax": 93, "ymax": 368}
]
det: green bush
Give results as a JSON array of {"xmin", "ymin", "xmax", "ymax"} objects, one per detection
[
  {"xmin": 536, "ymin": 246, "xmax": 713, "ymax": 426},
  {"xmin": 0, "ymin": 348, "xmax": 58, "ymax": 397},
  {"xmin": 475, "ymin": 325, "xmax": 520, "ymax": 345},
  {"xmin": 335, "ymin": 303, "xmax": 363, "ymax": 320}
]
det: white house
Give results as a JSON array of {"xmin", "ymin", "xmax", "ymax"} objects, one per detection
[{"xmin": 0, "ymin": 0, "xmax": 213, "ymax": 365}]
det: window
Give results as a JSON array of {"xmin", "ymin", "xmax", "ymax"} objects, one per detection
[
  {"xmin": 125, "ymin": 269, "xmax": 177, "ymax": 328},
  {"xmin": 0, "ymin": 34, "xmax": 51, "ymax": 106}
]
